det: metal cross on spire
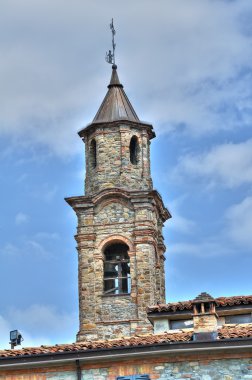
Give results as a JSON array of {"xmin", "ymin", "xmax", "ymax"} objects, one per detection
[{"xmin": 105, "ymin": 19, "xmax": 116, "ymax": 65}]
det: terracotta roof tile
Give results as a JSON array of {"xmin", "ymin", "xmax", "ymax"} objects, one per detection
[
  {"xmin": 218, "ymin": 324, "xmax": 252, "ymax": 339},
  {"xmin": 193, "ymin": 292, "xmax": 214, "ymax": 302},
  {"xmin": 215, "ymin": 295, "xmax": 252, "ymax": 307},
  {"xmin": 0, "ymin": 331, "xmax": 193, "ymax": 358},
  {"xmin": 1, "ymin": 325, "xmax": 252, "ymax": 359},
  {"xmin": 148, "ymin": 301, "xmax": 193, "ymax": 313},
  {"xmin": 147, "ymin": 295, "xmax": 252, "ymax": 313}
]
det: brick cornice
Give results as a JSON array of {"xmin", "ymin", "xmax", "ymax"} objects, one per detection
[
  {"xmin": 66, "ymin": 188, "xmax": 170, "ymax": 223},
  {"xmin": 78, "ymin": 119, "xmax": 155, "ymax": 141}
]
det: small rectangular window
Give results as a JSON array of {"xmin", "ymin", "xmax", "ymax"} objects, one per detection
[
  {"xmin": 225, "ymin": 314, "xmax": 252, "ymax": 324},
  {"xmin": 170, "ymin": 319, "xmax": 194, "ymax": 330}
]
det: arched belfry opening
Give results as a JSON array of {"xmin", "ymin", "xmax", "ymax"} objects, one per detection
[
  {"xmin": 103, "ymin": 242, "xmax": 131, "ymax": 295},
  {"xmin": 130, "ymin": 135, "xmax": 139, "ymax": 165},
  {"xmin": 90, "ymin": 139, "xmax": 97, "ymax": 168}
]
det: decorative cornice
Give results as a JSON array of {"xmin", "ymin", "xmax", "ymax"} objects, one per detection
[{"xmin": 65, "ymin": 188, "xmax": 170, "ymax": 223}]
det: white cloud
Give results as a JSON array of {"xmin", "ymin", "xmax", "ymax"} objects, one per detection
[
  {"xmin": 1, "ymin": 243, "xmax": 20, "ymax": 256},
  {"xmin": 166, "ymin": 197, "xmax": 196, "ymax": 234},
  {"xmin": 122, "ymin": 0, "xmax": 252, "ymax": 136},
  {"xmin": 31, "ymin": 183, "xmax": 58, "ymax": 202},
  {"xmin": 167, "ymin": 194, "xmax": 252, "ymax": 258},
  {"xmin": 0, "ymin": 315, "xmax": 11, "ymax": 349},
  {"xmin": 0, "ymin": 240, "xmax": 51, "ymax": 258},
  {"xmin": 225, "ymin": 196, "xmax": 252, "ymax": 248},
  {"xmin": 169, "ymin": 214, "xmax": 196, "ymax": 235},
  {"xmin": 15, "ymin": 212, "xmax": 29, "ymax": 225},
  {"xmin": 0, "ymin": 305, "xmax": 77, "ymax": 349},
  {"xmin": 42, "ymin": 185, "xmax": 58, "ymax": 202},
  {"xmin": 9, "ymin": 305, "xmax": 76, "ymax": 338},
  {"xmin": 168, "ymin": 240, "xmax": 234, "ymax": 258},
  {"xmin": 16, "ymin": 173, "xmax": 28, "ymax": 183},
  {"xmin": 0, "ymin": 0, "xmax": 251, "ymax": 155},
  {"xmin": 174, "ymin": 139, "xmax": 252, "ymax": 188},
  {"xmin": 0, "ymin": 314, "xmax": 50, "ymax": 350},
  {"xmin": 34, "ymin": 232, "xmax": 59, "ymax": 240}
]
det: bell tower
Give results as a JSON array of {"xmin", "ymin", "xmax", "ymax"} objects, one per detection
[{"xmin": 66, "ymin": 63, "xmax": 171, "ymax": 341}]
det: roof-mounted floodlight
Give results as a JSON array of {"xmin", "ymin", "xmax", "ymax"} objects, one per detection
[{"xmin": 9, "ymin": 330, "xmax": 23, "ymax": 349}]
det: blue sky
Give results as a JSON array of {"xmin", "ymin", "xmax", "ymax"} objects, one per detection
[{"xmin": 0, "ymin": 0, "xmax": 252, "ymax": 348}]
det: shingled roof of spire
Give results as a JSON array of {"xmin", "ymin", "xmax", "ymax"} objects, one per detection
[
  {"xmin": 0, "ymin": 325, "xmax": 252, "ymax": 359},
  {"xmin": 147, "ymin": 295, "xmax": 252, "ymax": 313},
  {"xmin": 92, "ymin": 64, "xmax": 140, "ymax": 124}
]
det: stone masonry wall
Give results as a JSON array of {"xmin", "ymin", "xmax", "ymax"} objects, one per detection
[
  {"xmin": 194, "ymin": 314, "xmax": 218, "ymax": 333},
  {"xmin": 66, "ymin": 117, "xmax": 169, "ymax": 342},
  {"xmin": 84, "ymin": 124, "xmax": 152, "ymax": 195},
  {"xmin": 73, "ymin": 191, "xmax": 166, "ymax": 341},
  {"xmin": 1, "ymin": 355, "xmax": 252, "ymax": 379}
]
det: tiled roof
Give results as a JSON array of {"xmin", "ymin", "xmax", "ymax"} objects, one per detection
[
  {"xmin": 219, "ymin": 324, "xmax": 252, "ymax": 339},
  {"xmin": 148, "ymin": 301, "xmax": 193, "ymax": 313},
  {"xmin": 215, "ymin": 295, "xmax": 252, "ymax": 307},
  {"xmin": 193, "ymin": 292, "xmax": 214, "ymax": 303},
  {"xmin": 0, "ymin": 331, "xmax": 192, "ymax": 358},
  {"xmin": 147, "ymin": 295, "xmax": 252, "ymax": 313},
  {"xmin": 0, "ymin": 325, "xmax": 252, "ymax": 359}
]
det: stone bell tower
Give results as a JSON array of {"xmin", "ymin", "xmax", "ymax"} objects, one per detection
[{"xmin": 66, "ymin": 64, "xmax": 171, "ymax": 341}]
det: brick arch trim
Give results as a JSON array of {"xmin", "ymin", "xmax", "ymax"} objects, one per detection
[
  {"xmin": 98, "ymin": 235, "xmax": 134, "ymax": 252},
  {"xmin": 93, "ymin": 189, "xmax": 132, "ymax": 205},
  {"xmin": 94, "ymin": 197, "xmax": 134, "ymax": 214}
]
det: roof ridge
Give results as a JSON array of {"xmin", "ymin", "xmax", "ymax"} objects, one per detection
[{"xmin": 147, "ymin": 294, "xmax": 252, "ymax": 313}]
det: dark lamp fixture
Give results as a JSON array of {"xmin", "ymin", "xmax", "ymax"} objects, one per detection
[{"xmin": 9, "ymin": 330, "xmax": 23, "ymax": 349}]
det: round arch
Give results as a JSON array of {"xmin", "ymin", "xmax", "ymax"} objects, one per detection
[
  {"xmin": 102, "ymin": 238, "xmax": 132, "ymax": 295},
  {"xmin": 98, "ymin": 235, "xmax": 134, "ymax": 253}
]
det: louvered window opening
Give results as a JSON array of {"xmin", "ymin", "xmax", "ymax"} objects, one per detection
[
  {"xmin": 104, "ymin": 243, "xmax": 131, "ymax": 295},
  {"xmin": 130, "ymin": 136, "xmax": 139, "ymax": 165}
]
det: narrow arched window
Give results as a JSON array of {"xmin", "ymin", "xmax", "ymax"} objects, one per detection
[
  {"xmin": 104, "ymin": 243, "xmax": 131, "ymax": 295},
  {"xmin": 90, "ymin": 139, "xmax": 97, "ymax": 168},
  {"xmin": 130, "ymin": 136, "xmax": 139, "ymax": 165}
]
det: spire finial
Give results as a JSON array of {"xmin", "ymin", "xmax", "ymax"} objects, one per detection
[{"xmin": 105, "ymin": 18, "xmax": 116, "ymax": 66}]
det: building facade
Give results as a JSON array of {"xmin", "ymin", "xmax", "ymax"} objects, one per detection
[
  {"xmin": 0, "ymin": 295, "xmax": 252, "ymax": 379},
  {"xmin": 1, "ymin": 65, "xmax": 252, "ymax": 380}
]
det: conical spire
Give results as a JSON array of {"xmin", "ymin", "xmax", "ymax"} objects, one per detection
[
  {"xmin": 108, "ymin": 64, "xmax": 122, "ymax": 87},
  {"xmin": 93, "ymin": 65, "xmax": 140, "ymax": 123}
]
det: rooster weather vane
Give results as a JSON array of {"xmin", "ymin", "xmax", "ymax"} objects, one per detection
[{"xmin": 106, "ymin": 19, "xmax": 116, "ymax": 65}]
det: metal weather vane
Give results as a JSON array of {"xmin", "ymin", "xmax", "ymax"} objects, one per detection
[{"xmin": 105, "ymin": 19, "xmax": 116, "ymax": 65}]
